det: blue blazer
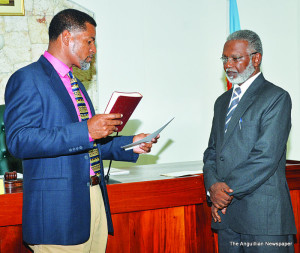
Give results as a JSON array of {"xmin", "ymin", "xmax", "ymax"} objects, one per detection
[
  {"xmin": 4, "ymin": 56, "xmax": 138, "ymax": 245},
  {"xmin": 203, "ymin": 74, "xmax": 297, "ymax": 235}
]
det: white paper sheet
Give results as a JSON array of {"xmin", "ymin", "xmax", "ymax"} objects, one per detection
[
  {"xmin": 104, "ymin": 167, "xmax": 130, "ymax": 175},
  {"xmin": 121, "ymin": 117, "xmax": 174, "ymax": 150},
  {"xmin": 161, "ymin": 170, "xmax": 203, "ymax": 177}
]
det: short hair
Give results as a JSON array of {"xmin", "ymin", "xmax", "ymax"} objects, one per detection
[
  {"xmin": 226, "ymin": 29, "xmax": 263, "ymax": 56},
  {"xmin": 49, "ymin": 8, "xmax": 97, "ymax": 41}
]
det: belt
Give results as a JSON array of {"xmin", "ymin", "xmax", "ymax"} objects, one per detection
[{"xmin": 90, "ymin": 175, "xmax": 100, "ymax": 186}]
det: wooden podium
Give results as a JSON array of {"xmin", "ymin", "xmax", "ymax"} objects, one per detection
[{"xmin": 0, "ymin": 160, "xmax": 299, "ymax": 253}]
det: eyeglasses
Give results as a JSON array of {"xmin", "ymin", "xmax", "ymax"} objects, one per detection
[{"xmin": 220, "ymin": 52, "xmax": 258, "ymax": 64}]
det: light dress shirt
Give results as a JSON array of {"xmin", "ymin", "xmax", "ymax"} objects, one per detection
[{"xmin": 230, "ymin": 72, "xmax": 261, "ymax": 103}]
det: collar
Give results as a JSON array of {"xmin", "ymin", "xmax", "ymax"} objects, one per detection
[
  {"xmin": 43, "ymin": 51, "xmax": 72, "ymax": 77},
  {"xmin": 234, "ymin": 72, "xmax": 261, "ymax": 98}
]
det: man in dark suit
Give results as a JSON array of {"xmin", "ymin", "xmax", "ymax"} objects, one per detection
[
  {"xmin": 4, "ymin": 9, "xmax": 158, "ymax": 253},
  {"xmin": 203, "ymin": 30, "xmax": 296, "ymax": 253}
]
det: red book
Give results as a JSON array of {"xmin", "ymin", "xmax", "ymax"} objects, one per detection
[{"xmin": 104, "ymin": 91, "xmax": 143, "ymax": 132}]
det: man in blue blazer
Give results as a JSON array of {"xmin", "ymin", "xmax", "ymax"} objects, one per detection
[
  {"xmin": 4, "ymin": 9, "xmax": 158, "ymax": 252},
  {"xmin": 203, "ymin": 30, "xmax": 296, "ymax": 253}
]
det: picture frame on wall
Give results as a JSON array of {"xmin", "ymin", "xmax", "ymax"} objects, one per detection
[{"xmin": 0, "ymin": 0, "xmax": 24, "ymax": 16}]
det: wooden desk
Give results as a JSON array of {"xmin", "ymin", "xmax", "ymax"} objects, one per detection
[
  {"xmin": 106, "ymin": 161, "xmax": 214, "ymax": 252},
  {"xmin": 0, "ymin": 161, "xmax": 299, "ymax": 253}
]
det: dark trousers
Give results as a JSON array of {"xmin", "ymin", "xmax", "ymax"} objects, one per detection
[{"xmin": 218, "ymin": 228, "xmax": 294, "ymax": 253}]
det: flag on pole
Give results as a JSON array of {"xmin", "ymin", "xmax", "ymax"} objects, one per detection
[
  {"xmin": 227, "ymin": 0, "xmax": 241, "ymax": 90},
  {"xmin": 229, "ymin": 0, "xmax": 241, "ymax": 34}
]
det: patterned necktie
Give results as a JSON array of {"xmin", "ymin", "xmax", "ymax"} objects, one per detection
[
  {"xmin": 224, "ymin": 86, "xmax": 241, "ymax": 133},
  {"xmin": 67, "ymin": 71, "xmax": 101, "ymax": 176}
]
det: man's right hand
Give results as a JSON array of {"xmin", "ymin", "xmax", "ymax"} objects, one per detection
[
  {"xmin": 87, "ymin": 113, "xmax": 123, "ymax": 140},
  {"xmin": 209, "ymin": 182, "xmax": 233, "ymax": 209}
]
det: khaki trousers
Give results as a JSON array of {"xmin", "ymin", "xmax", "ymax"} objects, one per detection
[{"xmin": 30, "ymin": 185, "xmax": 108, "ymax": 253}]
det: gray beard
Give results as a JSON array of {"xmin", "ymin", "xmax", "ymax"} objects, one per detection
[
  {"xmin": 226, "ymin": 60, "xmax": 255, "ymax": 85},
  {"xmin": 80, "ymin": 59, "xmax": 90, "ymax": 71}
]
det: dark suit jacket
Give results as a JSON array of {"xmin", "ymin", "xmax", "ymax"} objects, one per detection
[
  {"xmin": 4, "ymin": 56, "xmax": 138, "ymax": 245},
  {"xmin": 203, "ymin": 73, "xmax": 297, "ymax": 235}
]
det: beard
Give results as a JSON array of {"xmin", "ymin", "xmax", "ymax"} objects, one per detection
[
  {"xmin": 79, "ymin": 58, "xmax": 91, "ymax": 71},
  {"xmin": 226, "ymin": 60, "xmax": 255, "ymax": 85}
]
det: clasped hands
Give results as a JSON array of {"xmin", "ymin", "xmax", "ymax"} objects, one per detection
[
  {"xmin": 209, "ymin": 182, "xmax": 233, "ymax": 223},
  {"xmin": 87, "ymin": 113, "xmax": 159, "ymax": 154}
]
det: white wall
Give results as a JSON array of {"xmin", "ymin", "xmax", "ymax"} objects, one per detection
[
  {"xmin": 73, "ymin": 0, "xmax": 300, "ymax": 166},
  {"xmin": 236, "ymin": 0, "xmax": 300, "ymax": 160}
]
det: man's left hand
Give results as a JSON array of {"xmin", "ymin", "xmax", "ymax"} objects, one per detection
[{"xmin": 133, "ymin": 134, "xmax": 160, "ymax": 154}]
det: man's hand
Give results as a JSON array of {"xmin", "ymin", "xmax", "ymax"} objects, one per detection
[
  {"xmin": 132, "ymin": 134, "xmax": 160, "ymax": 154},
  {"xmin": 209, "ymin": 182, "xmax": 233, "ymax": 209},
  {"xmin": 211, "ymin": 206, "xmax": 227, "ymax": 223},
  {"xmin": 87, "ymin": 113, "xmax": 123, "ymax": 140},
  {"xmin": 212, "ymin": 205, "xmax": 221, "ymax": 223}
]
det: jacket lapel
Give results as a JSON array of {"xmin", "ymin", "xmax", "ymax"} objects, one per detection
[
  {"xmin": 219, "ymin": 90, "xmax": 232, "ymax": 145},
  {"xmin": 221, "ymin": 74, "xmax": 265, "ymax": 149},
  {"xmin": 49, "ymin": 69, "xmax": 79, "ymax": 122},
  {"xmin": 38, "ymin": 56, "xmax": 95, "ymax": 121}
]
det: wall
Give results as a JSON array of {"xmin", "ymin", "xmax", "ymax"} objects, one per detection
[
  {"xmin": 1, "ymin": 0, "xmax": 299, "ymax": 167},
  {"xmin": 236, "ymin": 0, "xmax": 300, "ymax": 162},
  {"xmin": 72, "ymin": 0, "xmax": 300, "ymax": 167}
]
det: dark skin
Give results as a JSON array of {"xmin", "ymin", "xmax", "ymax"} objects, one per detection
[
  {"xmin": 47, "ymin": 22, "xmax": 159, "ymax": 153},
  {"xmin": 210, "ymin": 39, "xmax": 262, "ymax": 223}
]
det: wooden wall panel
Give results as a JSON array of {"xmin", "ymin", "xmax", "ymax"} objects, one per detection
[
  {"xmin": 107, "ymin": 205, "xmax": 214, "ymax": 253},
  {"xmin": 108, "ymin": 207, "xmax": 187, "ymax": 253},
  {"xmin": 196, "ymin": 202, "xmax": 217, "ymax": 253},
  {"xmin": 108, "ymin": 176, "xmax": 205, "ymax": 214},
  {"xmin": 290, "ymin": 190, "xmax": 300, "ymax": 253},
  {"xmin": 0, "ymin": 225, "xmax": 31, "ymax": 253},
  {"xmin": 286, "ymin": 162, "xmax": 300, "ymax": 190},
  {"xmin": 107, "ymin": 213, "xmax": 130, "ymax": 252},
  {"xmin": 183, "ymin": 203, "xmax": 216, "ymax": 253},
  {"xmin": 183, "ymin": 205, "xmax": 199, "ymax": 253},
  {"xmin": 132, "ymin": 207, "xmax": 185, "ymax": 253},
  {"xmin": 0, "ymin": 193, "xmax": 22, "ymax": 227}
]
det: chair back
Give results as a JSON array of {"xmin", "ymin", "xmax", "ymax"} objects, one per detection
[{"xmin": 0, "ymin": 105, "xmax": 23, "ymax": 175}]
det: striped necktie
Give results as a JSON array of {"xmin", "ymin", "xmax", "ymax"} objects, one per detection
[
  {"xmin": 67, "ymin": 71, "xmax": 101, "ymax": 176},
  {"xmin": 224, "ymin": 86, "xmax": 241, "ymax": 133}
]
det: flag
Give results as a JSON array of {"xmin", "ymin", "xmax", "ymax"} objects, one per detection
[
  {"xmin": 227, "ymin": 0, "xmax": 241, "ymax": 90},
  {"xmin": 229, "ymin": 0, "xmax": 241, "ymax": 34}
]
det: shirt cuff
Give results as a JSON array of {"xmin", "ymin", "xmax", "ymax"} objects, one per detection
[{"xmin": 88, "ymin": 133, "xmax": 94, "ymax": 142}]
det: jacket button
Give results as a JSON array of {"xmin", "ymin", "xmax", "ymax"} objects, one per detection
[
  {"xmin": 220, "ymin": 157, "xmax": 224, "ymax": 161},
  {"xmin": 84, "ymin": 155, "xmax": 89, "ymax": 159}
]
